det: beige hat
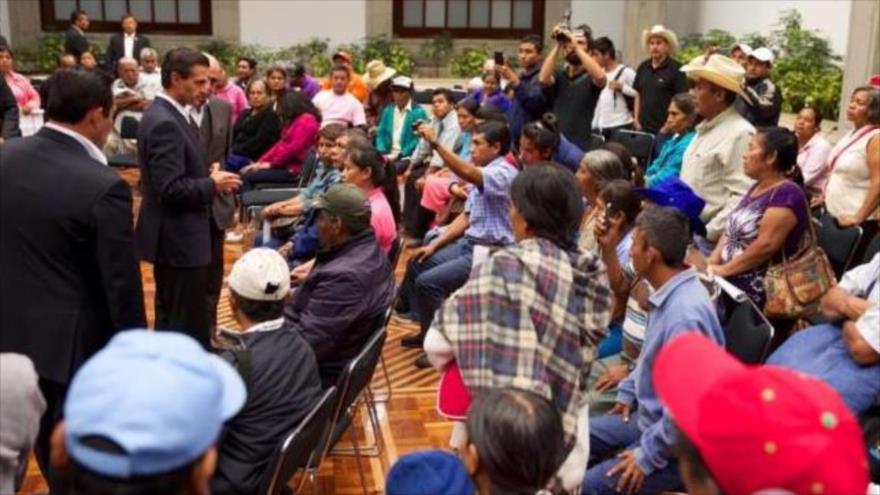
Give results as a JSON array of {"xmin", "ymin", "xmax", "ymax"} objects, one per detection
[
  {"xmin": 228, "ymin": 248, "xmax": 291, "ymax": 302},
  {"xmin": 642, "ymin": 25, "xmax": 679, "ymax": 54},
  {"xmin": 681, "ymin": 53, "xmax": 748, "ymax": 99},
  {"xmin": 363, "ymin": 59, "xmax": 397, "ymax": 89}
]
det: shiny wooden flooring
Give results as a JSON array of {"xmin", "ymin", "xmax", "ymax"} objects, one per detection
[{"xmin": 17, "ymin": 169, "xmax": 452, "ymax": 494}]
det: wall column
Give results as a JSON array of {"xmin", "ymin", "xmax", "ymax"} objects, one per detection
[{"xmin": 838, "ymin": 0, "xmax": 880, "ymax": 130}]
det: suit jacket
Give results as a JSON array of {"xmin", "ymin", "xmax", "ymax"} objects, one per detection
[
  {"xmin": 0, "ymin": 78, "xmax": 20, "ymax": 139},
  {"xmin": 136, "ymin": 96, "xmax": 216, "ymax": 267},
  {"xmin": 64, "ymin": 26, "xmax": 90, "ymax": 60},
  {"xmin": 199, "ymin": 97, "xmax": 235, "ymax": 230},
  {"xmin": 104, "ymin": 32, "xmax": 151, "ymax": 77},
  {"xmin": 0, "ymin": 127, "xmax": 146, "ymax": 383}
]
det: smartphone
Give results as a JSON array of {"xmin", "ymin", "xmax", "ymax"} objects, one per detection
[
  {"xmin": 493, "ymin": 51, "xmax": 505, "ymax": 66},
  {"xmin": 603, "ymin": 202, "xmax": 616, "ymax": 226}
]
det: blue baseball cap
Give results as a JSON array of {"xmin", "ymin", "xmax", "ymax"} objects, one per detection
[
  {"xmin": 386, "ymin": 450, "xmax": 475, "ymax": 495},
  {"xmin": 636, "ymin": 177, "xmax": 707, "ymax": 236},
  {"xmin": 64, "ymin": 330, "xmax": 246, "ymax": 479}
]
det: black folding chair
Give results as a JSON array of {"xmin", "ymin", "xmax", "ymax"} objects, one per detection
[
  {"xmin": 861, "ymin": 234, "xmax": 880, "ymax": 265},
  {"xmin": 608, "ymin": 129, "xmax": 655, "ymax": 168},
  {"xmin": 413, "ymin": 88, "xmax": 434, "ymax": 105},
  {"xmin": 816, "ymin": 213, "xmax": 863, "ymax": 278},
  {"xmin": 259, "ymin": 387, "xmax": 337, "ymax": 495},
  {"xmin": 107, "ymin": 115, "xmax": 140, "ymax": 168},
  {"xmin": 716, "ymin": 277, "xmax": 774, "ymax": 364},
  {"xmin": 240, "ymin": 189, "xmax": 301, "ymax": 226}
]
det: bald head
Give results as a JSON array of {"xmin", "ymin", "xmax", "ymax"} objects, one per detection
[{"xmin": 202, "ymin": 52, "xmax": 228, "ymax": 93}]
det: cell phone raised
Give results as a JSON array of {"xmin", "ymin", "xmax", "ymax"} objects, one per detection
[
  {"xmin": 603, "ymin": 202, "xmax": 616, "ymax": 226},
  {"xmin": 493, "ymin": 51, "xmax": 505, "ymax": 66}
]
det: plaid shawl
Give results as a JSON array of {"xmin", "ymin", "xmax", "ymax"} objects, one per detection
[{"xmin": 434, "ymin": 237, "xmax": 612, "ymax": 442}]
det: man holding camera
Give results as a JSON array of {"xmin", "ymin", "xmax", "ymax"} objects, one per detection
[{"xmin": 539, "ymin": 22, "xmax": 607, "ymax": 151}]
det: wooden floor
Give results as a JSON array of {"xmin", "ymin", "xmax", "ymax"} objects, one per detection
[{"xmin": 17, "ymin": 169, "xmax": 452, "ymax": 494}]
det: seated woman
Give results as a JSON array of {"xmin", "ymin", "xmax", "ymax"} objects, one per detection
[
  {"xmin": 793, "ymin": 105, "xmax": 832, "ymax": 200},
  {"xmin": 226, "ymin": 79, "xmax": 281, "ymax": 173},
  {"xmin": 575, "ymin": 149, "xmax": 630, "ymax": 252},
  {"xmin": 340, "ymin": 142, "xmax": 399, "ymax": 254},
  {"xmin": 518, "ymin": 113, "xmax": 584, "ymax": 172},
  {"xmin": 472, "ymin": 70, "xmax": 511, "ymax": 115},
  {"xmin": 240, "ymin": 91, "xmax": 321, "ymax": 190},
  {"xmin": 78, "ymin": 51, "xmax": 98, "ymax": 72},
  {"xmin": 0, "ymin": 46, "xmax": 40, "ymax": 115},
  {"xmin": 823, "ymin": 86, "xmax": 880, "ymax": 257},
  {"xmin": 265, "ymin": 65, "xmax": 288, "ymax": 110},
  {"xmin": 424, "ymin": 164, "xmax": 612, "ymax": 491},
  {"xmin": 644, "ymin": 93, "xmax": 696, "ymax": 187},
  {"xmin": 707, "ymin": 126, "xmax": 809, "ymax": 309}
]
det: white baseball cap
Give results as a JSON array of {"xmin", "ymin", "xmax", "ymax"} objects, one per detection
[
  {"xmin": 228, "ymin": 248, "xmax": 290, "ymax": 301},
  {"xmin": 391, "ymin": 75, "xmax": 414, "ymax": 90},
  {"xmin": 748, "ymin": 47, "xmax": 774, "ymax": 64}
]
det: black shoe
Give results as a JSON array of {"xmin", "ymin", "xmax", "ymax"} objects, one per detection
[
  {"xmin": 414, "ymin": 355, "xmax": 432, "ymax": 369},
  {"xmin": 400, "ymin": 334, "xmax": 424, "ymax": 349}
]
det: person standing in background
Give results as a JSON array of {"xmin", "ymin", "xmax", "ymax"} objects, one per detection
[
  {"xmin": 104, "ymin": 14, "xmax": 150, "ymax": 79},
  {"xmin": 64, "ymin": 9, "xmax": 90, "ymax": 62}
]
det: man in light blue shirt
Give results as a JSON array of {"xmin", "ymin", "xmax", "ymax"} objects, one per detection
[{"xmin": 583, "ymin": 207, "xmax": 724, "ymax": 495}]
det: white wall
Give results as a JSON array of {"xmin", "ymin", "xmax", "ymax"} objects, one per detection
[
  {"xmin": 571, "ymin": 0, "xmax": 625, "ymax": 49},
  {"xmin": 238, "ymin": 0, "xmax": 366, "ymax": 48},
  {"xmin": 0, "ymin": 0, "xmax": 11, "ymax": 45},
  {"xmin": 690, "ymin": 0, "xmax": 851, "ymax": 56}
]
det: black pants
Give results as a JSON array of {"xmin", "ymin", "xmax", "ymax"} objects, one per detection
[
  {"xmin": 206, "ymin": 224, "xmax": 225, "ymax": 333},
  {"xmin": 403, "ymin": 163, "xmax": 433, "ymax": 238},
  {"xmin": 36, "ymin": 378, "xmax": 67, "ymax": 493},
  {"xmin": 154, "ymin": 262, "xmax": 210, "ymax": 348}
]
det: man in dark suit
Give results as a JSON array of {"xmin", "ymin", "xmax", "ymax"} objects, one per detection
[
  {"xmin": 136, "ymin": 47, "xmax": 241, "ymax": 347},
  {"xmin": 104, "ymin": 14, "xmax": 151, "ymax": 80},
  {"xmin": 64, "ymin": 9, "xmax": 90, "ymax": 62},
  {"xmin": 195, "ymin": 52, "xmax": 235, "ymax": 333},
  {"xmin": 0, "ymin": 70, "xmax": 146, "ymax": 488}
]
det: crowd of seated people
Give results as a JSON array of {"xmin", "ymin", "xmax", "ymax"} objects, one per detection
[{"xmin": 3, "ymin": 10, "xmax": 880, "ymax": 495}]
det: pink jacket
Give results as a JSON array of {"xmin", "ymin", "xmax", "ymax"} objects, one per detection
[
  {"xmin": 5, "ymin": 72, "xmax": 40, "ymax": 112},
  {"xmin": 259, "ymin": 112, "xmax": 320, "ymax": 174}
]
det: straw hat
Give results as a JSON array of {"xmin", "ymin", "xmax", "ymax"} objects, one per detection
[
  {"xmin": 681, "ymin": 53, "xmax": 748, "ymax": 99},
  {"xmin": 363, "ymin": 60, "xmax": 396, "ymax": 89},
  {"xmin": 642, "ymin": 25, "xmax": 679, "ymax": 53}
]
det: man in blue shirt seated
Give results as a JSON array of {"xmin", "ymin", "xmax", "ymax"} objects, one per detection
[
  {"xmin": 583, "ymin": 207, "xmax": 725, "ymax": 495},
  {"xmin": 768, "ymin": 253, "xmax": 880, "ymax": 415},
  {"xmin": 213, "ymin": 248, "xmax": 323, "ymax": 494}
]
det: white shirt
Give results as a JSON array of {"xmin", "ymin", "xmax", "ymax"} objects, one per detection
[
  {"xmin": 390, "ymin": 101, "xmax": 412, "ymax": 157},
  {"xmin": 592, "ymin": 64, "xmax": 636, "ymax": 130},
  {"xmin": 123, "ymin": 33, "xmax": 136, "ymax": 59},
  {"xmin": 838, "ymin": 253, "xmax": 880, "ymax": 354},
  {"xmin": 825, "ymin": 126, "xmax": 880, "ymax": 221},
  {"xmin": 44, "ymin": 122, "xmax": 108, "ymax": 166},
  {"xmin": 156, "ymin": 91, "xmax": 190, "ymax": 121},
  {"xmin": 188, "ymin": 104, "xmax": 204, "ymax": 127},
  {"xmin": 139, "ymin": 70, "xmax": 162, "ymax": 100}
]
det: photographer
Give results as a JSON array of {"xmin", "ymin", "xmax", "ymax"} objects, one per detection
[
  {"xmin": 498, "ymin": 34, "xmax": 549, "ymax": 142},
  {"xmin": 538, "ymin": 22, "xmax": 606, "ymax": 151}
]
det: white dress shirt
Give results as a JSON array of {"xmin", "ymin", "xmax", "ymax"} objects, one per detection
[
  {"xmin": 44, "ymin": 122, "xmax": 108, "ymax": 166},
  {"xmin": 838, "ymin": 253, "xmax": 880, "ymax": 353},
  {"xmin": 156, "ymin": 91, "xmax": 190, "ymax": 121},
  {"xmin": 123, "ymin": 33, "xmax": 136, "ymax": 59},
  {"xmin": 390, "ymin": 101, "xmax": 412, "ymax": 157},
  {"xmin": 592, "ymin": 64, "xmax": 636, "ymax": 130}
]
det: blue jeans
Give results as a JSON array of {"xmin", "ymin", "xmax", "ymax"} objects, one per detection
[
  {"xmin": 398, "ymin": 238, "xmax": 474, "ymax": 335},
  {"xmin": 597, "ymin": 321, "xmax": 623, "ymax": 359},
  {"xmin": 583, "ymin": 414, "xmax": 682, "ymax": 495}
]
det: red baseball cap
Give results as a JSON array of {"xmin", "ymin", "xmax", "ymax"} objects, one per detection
[
  {"xmin": 333, "ymin": 50, "xmax": 353, "ymax": 64},
  {"xmin": 654, "ymin": 333, "xmax": 869, "ymax": 495}
]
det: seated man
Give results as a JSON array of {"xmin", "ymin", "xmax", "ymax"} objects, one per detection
[
  {"xmin": 104, "ymin": 56, "xmax": 149, "ymax": 157},
  {"xmin": 284, "ymin": 184, "xmax": 394, "ymax": 385},
  {"xmin": 312, "ymin": 64, "xmax": 366, "ymax": 129},
  {"xmin": 50, "ymin": 330, "xmax": 245, "ymax": 495},
  {"xmin": 654, "ymin": 333, "xmax": 870, "ymax": 495},
  {"xmin": 584, "ymin": 207, "xmax": 724, "ymax": 495},
  {"xmin": 375, "ymin": 76, "xmax": 428, "ymax": 164},
  {"xmin": 768, "ymin": 252, "xmax": 880, "ymax": 414},
  {"xmin": 138, "ymin": 47, "xmax": 162, "ymax": 100},
  {"xmin": 212, "ymin": 248, "xmax": 323, "ymax": 495}
]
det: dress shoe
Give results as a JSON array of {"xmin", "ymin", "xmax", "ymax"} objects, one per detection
[
  {"xmin": 400, "ymin": 334, "xmax": 424, "ymax": 349},
  {"xmin": 414, "ymin": 355, "xmax": 432, "ymax": 369}
]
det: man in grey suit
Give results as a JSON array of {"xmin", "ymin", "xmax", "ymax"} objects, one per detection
[{"xmin": 192, "ymin": 53, "xmax": 236, "ymax": 333}]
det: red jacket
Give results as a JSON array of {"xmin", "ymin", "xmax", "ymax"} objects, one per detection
[{"xmin": 259, "ymin": 112, "xmax": 320, "ymax": 174}]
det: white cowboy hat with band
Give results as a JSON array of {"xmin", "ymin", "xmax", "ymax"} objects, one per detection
[
  {"xmin": 680, "ymin": 53, "xmax": 748, "ymax": 100},
  {"xmin": 642, "ymin": 25, "xmax": 680, "ymax": 54},
  {"xmin": 363, "ymin": 60, "xmax": 397, "ymax": 89}
]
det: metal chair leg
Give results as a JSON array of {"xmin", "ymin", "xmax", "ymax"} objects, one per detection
[
  {"xmin": 373, "ymin": 354, "xmax": 393, "ymax": 402},
  {"xmin": 347, "ymin": 416, "xmax": 369, "ymax": 495}
]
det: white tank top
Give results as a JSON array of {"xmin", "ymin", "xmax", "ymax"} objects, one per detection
[{"xmin": 825, "ymin": 126, "xmax": 880, "ymax": 220}]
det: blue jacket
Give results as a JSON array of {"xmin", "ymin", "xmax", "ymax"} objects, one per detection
[
  {"xmin": 509, "ymin": 67, "xmax": 548, "ymax": 140},
  {"xmin": 645, "ymin": 130, "xmax": 695, "ymax": 187},
  {"xmin": 375, "ymin": 102, "xmax": 429, "ymax": 159},
  {"xmin": 552, "ymin": 135, "xmax": 585, "ymax": 173}
]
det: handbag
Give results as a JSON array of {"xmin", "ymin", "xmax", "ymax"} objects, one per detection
[
  {"xmin": 437, "ymin": 361, "xmax": 471, "ymax": 420},
  {"xmin": 763, "ymin": 185, "xmax": 836, "ymax": 319}
]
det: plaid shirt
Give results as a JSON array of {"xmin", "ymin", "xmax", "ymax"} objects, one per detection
[
  {"xmin": 433, "ymin": 238, "xmax": 612, "ymax": 443},
  {"xmin": 464, "ymin": 156, "xmax": 519, "ymax": 246}
]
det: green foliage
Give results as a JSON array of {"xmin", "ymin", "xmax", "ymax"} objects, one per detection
[
  {"xmin": 420, "ymin": 32, "xmax": 454, "ymax": 67},
  {"xmin": 13, "ymin": 33, "xmax": 65, "ymax": 73},
  {"xmin": 674, "ymin": 10, "xmax": 842, "ymax": 119},
  {"xmin": 449, "ymin": 46, "xmax": 490, "ymax": 78},
  {"xmin": 330, "ymin": 35, "xmax": 415, "ymax": 75}
]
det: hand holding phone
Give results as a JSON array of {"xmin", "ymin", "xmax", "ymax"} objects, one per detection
[{"xmin": 493, "ymin": 51, "xmax": 505, "ymax": 66}]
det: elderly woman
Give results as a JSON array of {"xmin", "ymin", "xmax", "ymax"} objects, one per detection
[
  {"xmin": 575, "ymin": 149, "xmax": 631, "ymax": 251},
  {"xmin": 794, "ymin": 105, "xmax": 832, "ymax": 199},
  {"xmin": 645, "ymin": 93, "xmax": 697, "ymax": 187},
  {"xmin": 0, "ymin": 46, "xmax": 40, "ymax": 114},
  {"xmin": 226, "ymin": 79, "xmax": 282, "ymax": 173},
  {"xmin": 708, "ymin": 127, "xmax": 809, "ymax": 308},
  {"xmin": 425, "ymin": 164, "xmax": 612, "ymax": 491},
  {"xmin": 824, "ymin": 86, "xmax": 880, "ymax": 246},
  {"xmin": 518, "ymin": 113, "xmax": 584, "ymax": 172}
]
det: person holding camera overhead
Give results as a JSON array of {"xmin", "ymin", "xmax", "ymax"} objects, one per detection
[
  {"xmin": 539, "ymin": 21, "xmax": 607, "ymax": 151},
  {"xmin": 375, "ymin": 75, "xmax": 429, "ymax": 166}
]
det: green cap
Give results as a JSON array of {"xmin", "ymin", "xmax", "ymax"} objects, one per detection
[{"xmin": 314, "ymin": 184, "xmax": 372, "ymax": 233}]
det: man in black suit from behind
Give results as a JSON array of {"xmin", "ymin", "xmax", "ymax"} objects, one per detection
[
  {"xmin": 64, "ymin": 9, "xmax": 90, "ymax": 62},
  {"xmin": 0, "ymin": 70, "xmax": 146, "ymax": 488},
  {"xmin": 104, "ymin": 13, "xmax": 151, "ymax": 81},
  {"xmin": 136, "ymin": 47, "xmax": 241, "ymax": 347}
]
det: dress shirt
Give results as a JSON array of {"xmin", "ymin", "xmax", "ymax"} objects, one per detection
[
  {"xmin": 464, "ymin": 157, "xmax": 518, "ymax": 246},
  {"xmin": 390, "ymin": 101, "xmax": 411, "ymax": 157},
  {"xmin": 123, "ymin": 33, "xmax": 135, "ymax": 59},
  {"xmin": 839, "ymin": 253, "xmax": 880, "ymax": 352},
  {"xmin": 679, "ymin": 105, "xmax": 755, "ymax": 241},
  {"xmin": 139, "ymin": 70, "xmax": 162, "ymax": 100},
  {"xmin": 43, "ymin": 122, "xmax": 108, "ymax": 166},
  {"xmin": 592, "ymin": 64, "xmax": 636, "ymax": 130},
  {"xmin": 414, "ymin": 109, "xmax": 461, "ymax": 167},
  {"xmin": 188, "ymin": 104, "xmax": 205, "ymax": 127},
  {"xmin": 156, "ymin": 91, "xmax": 190, "ymax": 120},
  {"xmin": 797, "ymin": 132, "xmax": 832, "ymax": 196}
]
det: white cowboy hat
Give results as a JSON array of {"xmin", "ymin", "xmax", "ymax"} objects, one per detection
[
  {"xmin": 363, "ymin": 59, "xmax": 396, "ymax": 89},
  {"xmin": 680, "ymin": 53, "xmax": 748, "ymax": 99},
  {"xmin": 642, "ymin": 25, "xmax": 679, "ymax": 53}
]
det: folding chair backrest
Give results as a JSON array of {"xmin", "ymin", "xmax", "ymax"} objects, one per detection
[
  {"xmin": 816, "ymin": 213, "xmax": 863, "ymax": 278},
  {"xmin": 609, "ymin": 129, "xmax": 655, "ymax": 167},
  {"xmin": 388, "ymin": 237, "xmax": 402, "ymax": 268},
  {"xmin": 297, "ymin": 149, "xmax": 319, "ymax": 188},
  {"xmin": 862, "ymin": 234, "xmax": 880, "ymax": 265},
  {"xmin": 587, "ymin": 133, "xmax": 605, "ymax": 151},
  {"xmin": 120, "ymin": 115, "xmax": 140, "ymax": 140},
  {"xmin": 719, "ymin": 291, "xmax": 774, "ymax": 364},
  {"xmin": 260, "ymin": 386, "xmax": 338, "ymax": 495}
]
